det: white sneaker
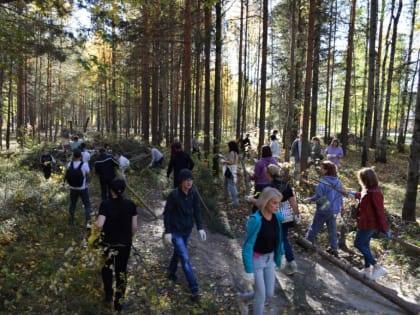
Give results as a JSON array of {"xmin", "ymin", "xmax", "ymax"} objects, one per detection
[
  {"xmin": 370, "ymin": 266, "xmax": 387, "ymax": 280},
  {"xmin": 286, "ymin": 261, "xmax": 298, "ymax": 275},
  {"xmin": 86, "ymin": 223, "xmax": 92, "ymax": 229},
  {"xmin": 358, "ymin": 268, "xmax": 371, "ymax": 279}
]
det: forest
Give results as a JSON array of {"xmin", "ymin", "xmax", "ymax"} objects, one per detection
[{"xmin": 0, "ymin": 0, "xmax": 419, "ymax": 314}]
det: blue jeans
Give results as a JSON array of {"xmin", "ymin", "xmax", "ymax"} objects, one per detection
[
  {"xmin": 224, "ymin": 177, "xmax": 239, "ymax": 205},
  {"xmin": 253, "ymin": 252, "xmax": 275, "ymax": 315},
  {"xmin": 69, "ymin": 188, "xmax": 91, "ymax": 224},
  {"xmin": 306, "ymin": 212, "xmax": 338, "ymax": 250},
  {"xmin": 168, "ymin": 232, "xmax": 199, "ymax": 295},
  {"xmin": 282, "ymin": 222, "xmax": 294, "ymax": 262},
  {"xmin": 354, "ymin": 229, "xmax": 378, "ymax": 268}
]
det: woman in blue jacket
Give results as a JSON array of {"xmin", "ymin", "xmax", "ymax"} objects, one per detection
[
  {"xmin": 303, "ymin": 160, "xmax": 344, "ymax": 257},
  {"xmin": 242, "ymin": 187, "xmax": 284, "ymax": 315}
]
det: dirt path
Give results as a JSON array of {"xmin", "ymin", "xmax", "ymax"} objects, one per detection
[{"xmin": 124, "ymin": 195, "xmax": 418, "ymax": 315}]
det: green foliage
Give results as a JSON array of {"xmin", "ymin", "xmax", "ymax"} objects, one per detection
[{"xmin": 193, "ymin": 157, "xmax": 235, "ymax": 238}]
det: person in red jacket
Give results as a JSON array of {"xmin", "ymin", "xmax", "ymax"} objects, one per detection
[{"xmin": 351, "ymin": 167, "xmax": 391, "ymax": 281}]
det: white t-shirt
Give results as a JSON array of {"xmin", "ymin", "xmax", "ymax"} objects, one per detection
[
  {"xmin": 118, "ymin": 155, "xmax": 130, "ymax": 172},
  {"xmin": 81, "ymin": 151, "xmax": 91, "ymax": 163}
]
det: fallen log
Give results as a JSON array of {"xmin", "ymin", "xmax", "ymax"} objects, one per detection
[
  {"xmin": 391, "ymin": 236, "xmax": 420, "ymax": 256},
  {"xmin": 125, "ymin": 184, "xmax": 158, "ymax": 220},
  {"xmin": 296, "ymin": 237, "xmax": 420, "ymax": 315}
]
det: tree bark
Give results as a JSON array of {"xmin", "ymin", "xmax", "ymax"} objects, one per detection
[
  {"xmin": 300, "ymin": 0, "xmax": 317, "ymax": 181},
  {"xmin": 362, "ymin": 0, "xmax": 378, "ymax": 166},
  {"xmin": 402, "ymin": 61, "xmax": 420, "ymax": 222},
  {"xmin": 340, "ymin": 0, "xmax": 356, "ymax": 155}
]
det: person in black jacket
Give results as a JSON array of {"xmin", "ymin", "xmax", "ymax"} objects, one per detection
[
  {"xmin": 167, "ymin": 142, "xmax": 194, "ymax": 188},
  {"xmin": 96, "ymin": 179, "xmax": 138, "ymax": 312},
  {"xmin": 163, "ymin": 169, "xmax": 206, "ymax": 302},
  {"xmin": 94, "ymin": 148, "xmax": 120, "ymax": 200}
]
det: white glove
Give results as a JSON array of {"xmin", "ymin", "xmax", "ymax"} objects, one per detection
[
  {"xmin": 243, "ymin": 273, "xmax": 254, "ymax": 287},
  {"xmin": 199, "ymin": 229, "xmax": 207, "ymax": 241},
  {"xmin": 244, "ymin": 195, "xmax": 251, "ymax": 202},
  {"xmin": 163, "ymin": 233, "xmax": 172, "ymax": 246},
  {"xmin": 294, "ymin": 214, "xmax": 302, "ymax": 224}
]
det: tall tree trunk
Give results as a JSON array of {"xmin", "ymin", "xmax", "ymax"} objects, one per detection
[
  {"xmin": 362, "ymin": 0, "xmax": 378, "ymax": 166},
  {"xmin": 213, "ymin": 1, "xmax": 222, "ymax": 175},
  {"xmin": 16, "ymin": 60, "xmax": 25, "ymax": 147},
  {"xmin": 6, "ymin": 61, "xmax": 13, "ymax": 150},
  {"xmin": 193, "ymin": 1, "xmax": 202, "ymax": 137},
  {"xmin": 310, "ymin": 0, "xmax": 322, "ymax": 139},
  {"xmin": 203, "ymin": 3, "xmax": 211, "ymax": 157},
  {"xmin": 402, "ymin": 62, "xmax": 420, "ymax": 222},
  {"xmin": 373, "ymin": 0, "xmax": 386, "ymax": 151},
  {"xmin": 340, "ymin": 0, "xmax": 356, "ymax": 154},
  {"xmin": 141, "ymin": 5, "xmax": 151, "ymax": 143},
  {"xmin": 111, "ymin": 23, "xmax": 117, "ymax": 135},
  {"xmin": 300, "ymin": 0, "xmax": 317, "ymax": 180},
  {"xmin": 183, "ymin": 0, "xmax": 192, "ymax": 153},
  {"xmin": 284, "ymin": 0, "xmax": 297, "ymax": 162},
  {"xmin": 258, "ymin": 0, "xmax": 268, "ymax": 151},
  {"xmin": 151, "ymin": 56, "xmax": 159, "ymax": 145},
  {"xmin": 360, "ymin": 1, "xmax": 370, "ymax": 142},
  {"xmin": 398, "ymin": 0, "xmax": 417, "ymax": 151},
  {"xmin": 241, "ymin": 1, "xmax": 250, "ymax": 137},
  {"xmin": 377, "ymin": 0, "xmax": 402, "ymax": 163},
  {"xmin": 236, "ymin": 0, "xmax": 244, "ymax": 141}
]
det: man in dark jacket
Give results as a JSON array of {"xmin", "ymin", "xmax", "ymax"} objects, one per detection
[
  {"xmin": 167, "ymin": 142, "xmax": 194, "ymax": 188},
  {"xmin": 163, "ymin": 169, "xmax": 206, "ymax": 302},
  {"xmin": 94, "ymin": 148, "xmax": 120, "ymax": 200}
]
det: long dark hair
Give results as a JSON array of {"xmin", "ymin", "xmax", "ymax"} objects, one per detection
[{"xmin": 228, "ymin": 141, "xmax": 239, "ymax": 153}]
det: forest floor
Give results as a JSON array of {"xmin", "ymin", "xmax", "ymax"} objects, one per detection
[
  {"xmin": 0, "ymin": 139, "xmax": 419, "ymax": 314},
  {"xmin": 117, "ymin": 143, "xmax": 420, "ymax": 315},
  {"xmin": 121, "ymin": 180, "xmax": 419, "ymax": 315}
]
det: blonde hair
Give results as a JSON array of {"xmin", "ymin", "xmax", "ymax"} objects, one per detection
[{"xmin": 255, "ymin": 187, "xmax": 283, "ymax": 211}]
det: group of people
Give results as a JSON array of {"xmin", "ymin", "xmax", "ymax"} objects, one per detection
[
  {"xmin": 239, "ymin": 160, "xmax": 390, "ymax": 314},
  {"xmin": 59, "ymin": 134, "xmax": 390, "ymax": 314}
]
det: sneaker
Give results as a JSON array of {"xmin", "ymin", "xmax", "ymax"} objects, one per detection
[
  {"xmin": 326, "ymin": 248, "xmax": 339, "ymax": 258},
  {"xmin": 358, "ymin": 268, "xmax": 371, "ymax": 279},
  {"xmin": 370, "ymin": 266, "xmax": 387, "ymax": 281},
  {"xmin": 86, "ymin": 222, "xmax": 91, "ymax": 229},
  {"xmin": 286, "ymin": 261, "xmax": 298, "ymax": 275}
]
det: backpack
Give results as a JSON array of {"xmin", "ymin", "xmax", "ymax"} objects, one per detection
[{"xmin": 65, "ymin": 162, "xmax": 84, "ymax": 187}]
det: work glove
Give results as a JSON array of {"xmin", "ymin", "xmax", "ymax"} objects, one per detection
[
  {"xmin": 293, "ymin": 214, "xmax": 302, "ymax": 224},
  {"xmin": 243, "ymin": 272, "xmax": 254, "ymax": 287},
  {"xmin": 199, "ymin": 229, "xmax": 207, "ymax": 241},
  {"xmin": 385, "ymin": 231, "xmax": 392, "ymax": 240},
  {"xmin": 163, "ymin": 233, "xmax": 172, "ymax": 246}
]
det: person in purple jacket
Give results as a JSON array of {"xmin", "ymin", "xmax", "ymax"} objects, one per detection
[
  {"xmin": 250, "ymin": 146, "xmax": 278, "ymax": 212},
  {"xmin": 325, "ymin": 138, "xmax": 344, "ymax": 167}
]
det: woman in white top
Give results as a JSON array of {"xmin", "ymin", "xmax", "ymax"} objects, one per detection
[
  {"xmin": 269, "ymin": 134, "xmax": 280, "ymax": 160},
  {"xmin": 221, "ymin": 141, "xmax": 240, "ymax": 207}
]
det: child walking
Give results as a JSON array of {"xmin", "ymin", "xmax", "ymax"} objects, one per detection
[{"xmin": 351, "ymin": 167, "xmax": 390, "ymax": 281}]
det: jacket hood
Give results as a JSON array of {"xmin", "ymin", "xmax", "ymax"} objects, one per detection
[{"xmin": 322, "ymin": 176, "xmax": 340, "ymax": 186}]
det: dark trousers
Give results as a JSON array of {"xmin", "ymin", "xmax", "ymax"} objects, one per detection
[
  {"xmin": 69, "ymin": 188, "xmax": 91, "ymax": 224},
  {"xmin": 42, "ymin": 166, "xmax": 52, "ymax": 179},
  {"xmin": 99, "ymin": 178, "xmax": 112, "ymax": 201},
  {"xmin": 102, "ymin": 245, "xmax": 131, "ymax": 311}
]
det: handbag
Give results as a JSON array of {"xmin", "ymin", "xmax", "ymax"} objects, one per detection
[{"xmin": 279, "ymin": 201, "xmax": 294, "ymax": 223}]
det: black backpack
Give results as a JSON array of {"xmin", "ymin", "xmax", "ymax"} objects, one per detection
[{"xmin": 65, "ymin": 162, "xmax": 84, "ymax": 187}]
